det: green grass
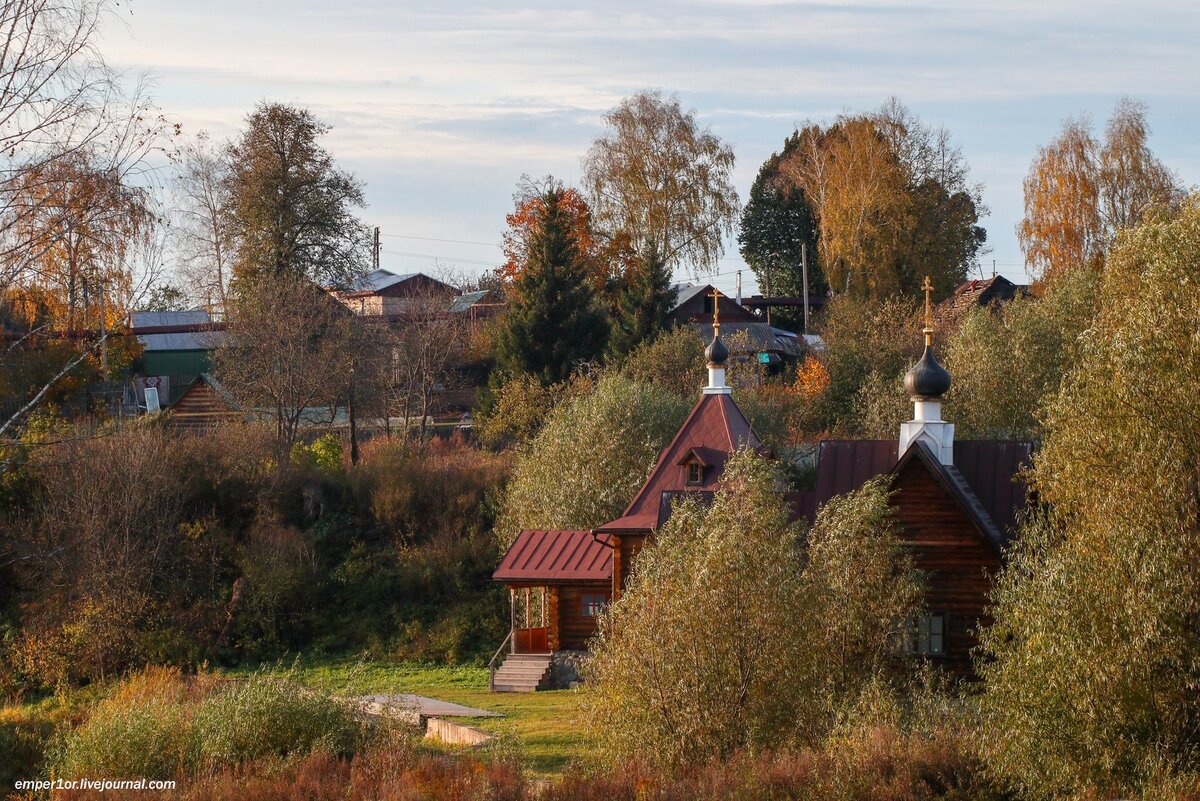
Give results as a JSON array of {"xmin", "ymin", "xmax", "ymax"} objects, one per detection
[{"xmin": 225, "ymin": 657, "xmax": 595, "ymax": 777}]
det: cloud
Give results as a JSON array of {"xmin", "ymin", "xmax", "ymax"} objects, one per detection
[{"xmin": 103, "ymin": 0, "xmax": 1200, "ymax": 287}]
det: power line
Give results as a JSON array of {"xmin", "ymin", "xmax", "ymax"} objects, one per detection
[
  {"xmin": 379, "ymin": 248, "xmax": 498, "ymax": 267},
  {"xmin": 380, "ymin": 232, "xmax": 502, "ymax": 249}
]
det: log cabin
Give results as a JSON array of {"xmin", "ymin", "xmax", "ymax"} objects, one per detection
[{"xmin": 491, "ymin": 282, "xmax": 1032, "ymax": 691}]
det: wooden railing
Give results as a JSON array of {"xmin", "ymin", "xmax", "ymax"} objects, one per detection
[{"xmin": 488, "ymin": 630, "xmax": 514, "ymax": 692}]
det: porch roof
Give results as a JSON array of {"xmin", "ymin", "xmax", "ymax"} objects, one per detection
[{"xmin": 493, "ymin": 529, "xmax": 613, "ymax": 583}]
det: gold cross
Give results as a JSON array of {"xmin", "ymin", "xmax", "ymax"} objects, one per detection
[
  {"xmin": 710, "ymin": 287, "xmax": 721, "ymax": 330},
  {"xmin": 922, "ymin": 275, "xmax": 934, "ymax": 347}
]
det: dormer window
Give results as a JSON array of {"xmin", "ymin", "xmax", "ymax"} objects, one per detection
[{"xmin": 687, "ymin": 462, "xmax": 704, "ymax": 485}]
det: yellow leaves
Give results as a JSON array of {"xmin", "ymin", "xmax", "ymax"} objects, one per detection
[
  {"xmin": 791, "ymin": 355, "xmax": 830, "ymax": 399},
  {"xmin": 1019, "ymin": 100, "xmax": 1180, "ymax": 284}
]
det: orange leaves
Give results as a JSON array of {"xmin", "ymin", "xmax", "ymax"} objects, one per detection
[
  {"xmin": 791, "ymin": 355, "xmax": 831, "ymax": 400},
  {"xmin": 498, "ymin": 187, "xmax": 607, "ymax": 292}
]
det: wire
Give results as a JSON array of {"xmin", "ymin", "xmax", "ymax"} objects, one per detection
[{"xmin": 380, "ymin": 232, "xmax": 502, "ymax": 249}]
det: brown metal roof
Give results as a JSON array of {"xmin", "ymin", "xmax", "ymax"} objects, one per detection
[
  {"xmin": 811, "ymin": 439, "xmax": 1033, "ymax": 545},
  {"xmin": 493, "ymin": 530, "xmax": 613, "ymax": 583},
  {"xmin": 597, "ymin": 393, "xmax": 764, "ymax": 535}
]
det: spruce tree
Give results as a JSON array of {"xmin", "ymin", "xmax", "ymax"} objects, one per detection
[
  {"xmin": 738, "ymin": 130, "xmax": 823, "ymax": 330},
  {"xmin": 496, "ymin": 186, "xmax": 608, "ymax": 385},
  {"xmin": 608, "ymin": 253, "xmax": 673, "ymax": 360}
]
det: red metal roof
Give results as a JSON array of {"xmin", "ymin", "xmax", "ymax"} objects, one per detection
[
  {"xmin": 596, "ymin": 393, "xmax": 763, "ymax": 535},
  {"xmin": 493, "ymin": 530, "xmax": 613, "ymax": 583}
]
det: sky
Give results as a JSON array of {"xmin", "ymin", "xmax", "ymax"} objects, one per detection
[{"xmin": 101, "ymin": 0, "xmax": 1200, "ymax": 298}]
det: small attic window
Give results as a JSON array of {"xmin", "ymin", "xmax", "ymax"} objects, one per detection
[{"xmin": 687, "ymin": 462, "xmax": 704, "ymax": 485}]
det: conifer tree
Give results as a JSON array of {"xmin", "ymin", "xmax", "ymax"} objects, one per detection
[
  {"xmin": 607, "ymin": 252, "xmax": 672, "ymax": 360},
  {"xmin": 738, "ymin": 129, "xmax": 824, "ymax": 330},
  {"xmin": 495, "ymin": 183, "xmax": 608, "ymax": 385}
]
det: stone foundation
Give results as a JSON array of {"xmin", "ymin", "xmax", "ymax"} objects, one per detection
[{"xmin": 548, "ymin": 650, "xmax": 589, "ymax": 689}]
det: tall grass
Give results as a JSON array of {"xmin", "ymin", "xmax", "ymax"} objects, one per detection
[{"xmin": 54, "ymin": 667, "xmax": 371, "ymax": 780}]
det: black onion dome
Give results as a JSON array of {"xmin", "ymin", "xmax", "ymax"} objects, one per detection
[
  {"xmin": 705, "ymin": 332, "xmax": 728, "ymax": 366},
  {"xmin": 904, "ymin": 345, "xmax": 951, "ymax": 399}
]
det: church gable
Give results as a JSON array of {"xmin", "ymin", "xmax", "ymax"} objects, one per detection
[{"xmin": 598, "ymin": 392, "xmax": 763, "ymax": 533}]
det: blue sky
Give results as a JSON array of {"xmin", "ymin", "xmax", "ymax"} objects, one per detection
[{"xmin": 102, "ymin": 0, "xmax": 1199, "ymax": 296}]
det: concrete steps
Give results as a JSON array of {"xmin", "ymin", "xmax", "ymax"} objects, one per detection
[{"xmin": 492, "ymin": 653, "xmax": 552, "ymax": 692}]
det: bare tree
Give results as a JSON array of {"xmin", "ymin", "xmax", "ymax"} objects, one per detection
[
  {"xmin": 0, "ymin": 0, "xmax": 167, "ymax": 436},
  {"xmin": 368, "ymin": 299, "xmax": 464, "ymax": 441},
  {"xmin": 171, "ymin": 131, "xmax": 231, "ymax": 313},
  {"xmin": 213, "ymin": 276, "xmax": 356, "ymax": 455},
  {"xmin": 0, "ymin": 0, "xmax": 164, "ymax": 291}
]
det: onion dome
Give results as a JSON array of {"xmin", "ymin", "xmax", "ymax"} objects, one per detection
[
  {"xmin": 904, "ymin": 345, "xmax": 951, "ymax": 399},
  {"xmin": 705, "ymin": 332, "xmax": 728, "ymax": 366}
]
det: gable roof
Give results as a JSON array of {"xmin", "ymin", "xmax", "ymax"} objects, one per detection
[
  {"xmin": 947, "ymin": 275, "xmax": 1027, "ymax": 312},
  {"xmin": 687, "ymin": 321, "xmax": 803, "ymax": 357},
  {"xmin": 596, "ymin": 393, "xmax": 764, "ymax": 534},
  {"xmin": 894, "ymin": 441, "xmax": 1006, "ymax": 553},
  {"xmin": 345, "ymin": 269, "xmax": 421, "ymax": 294},
  {"xmin": 493, "ymin": 530, "xmax": 613, "ymax": 583},
  {"xmin": 809, "ymin": 439, "xmax": 1033, "ymax": 546}
]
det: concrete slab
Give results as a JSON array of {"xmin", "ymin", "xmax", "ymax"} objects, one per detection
[{"xmin": 355, "ymin": 693, "xmax": 501, "ymax": 719}]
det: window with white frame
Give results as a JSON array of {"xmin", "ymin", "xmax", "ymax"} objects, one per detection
[{"xmin": 581, "ymin": 593, "xmax": 608, "ymax": 618}]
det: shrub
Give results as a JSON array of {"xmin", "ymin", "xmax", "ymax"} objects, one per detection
[
  {"xmin": 192, "ymin": 670, "xmax": 365, "ymax": 764},
  {"xmin": 291, "ymin": 433, "xmax": 346, "ymax": 473},
  {"xmin": 586, "ymin": 450, "xmax": 810, "ymax": 766},
  {"xmin": 55, "ymin": 667, "xmax": 198, "ymax": 779},
  {"xmin": 55, "ymin": 667, "xmax": 371, "ymax": 781},
  {"xmin": 587, "ymin": 454, "xmax": 921, "ymax": 767},
  {"xmin": 497, "ymin": 372, "xmax": 690, "ymax": 548}
]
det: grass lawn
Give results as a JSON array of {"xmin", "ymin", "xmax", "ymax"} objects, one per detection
[{"xmin": 227, "ymin": 657, "xmax": 595, "ymax": 777}]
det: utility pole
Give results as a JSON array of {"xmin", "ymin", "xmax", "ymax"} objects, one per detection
[
  {"xmin": 801, "ymin": 243, "xmax": 810, "ymax": 335},
  {"xmin": 373, "ymin": 226, "xmax": 381, "ymax": 271},
  {"xmin": 765, "ymin": 265, "xmax": 772, "ymax": 326},
  {"xmin": 735, "ymin": 270, "xmax": 742, "ymax": 306}
]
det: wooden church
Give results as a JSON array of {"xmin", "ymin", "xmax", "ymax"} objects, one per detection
[{"xmin": 491, "ymin": 283, "xmax": 1032, "ymax": 691}]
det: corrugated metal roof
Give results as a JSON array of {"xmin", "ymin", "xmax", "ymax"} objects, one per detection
[
  {"xmin": 671, "ymin": 283, "xmax": 712, "ymax": 310},
  {"xmin": 346, "ymin": 269, "xmax": 420, "ymax": 293},
  {"xmin": 130, "ymin": 310, "xmax": 211, "ymax": 329},
  {"xmin": 493, "ymin": 530, "xmax": 613, "ymax": 583},
  {"xmin": 448, "ymin": 289, "xmax": 492, "ymax": 313}
]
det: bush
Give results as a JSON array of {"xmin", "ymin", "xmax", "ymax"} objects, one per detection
[
  {"xmin": 545, "ymin": 728, "xmax": 1006, "ymax": 801},
  {"xmin": 55, "ymin": 667, "xmax": 199, "ymax": 779},
  {"xmin": 587, "ymin": 452, "xmax": 921, "ymax": 767},
  {"xmin": 291, "ymin": 432, "xmax": 346, "ymax": 473},
  {"xmin": 54, "ymin": 667, "xmax": 371, "ymax": 781},
  {"xmin": 192, "ymin": 670, "xmax": 364, "ymax": 764},
  {"xmin": 497, "ymin": 372, "xmax": 691, "ymax": 548}
]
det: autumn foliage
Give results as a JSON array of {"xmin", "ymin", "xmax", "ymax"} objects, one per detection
[{"xmin": 498, "ymin": 186, "xmax": 606, "ymax": 293}]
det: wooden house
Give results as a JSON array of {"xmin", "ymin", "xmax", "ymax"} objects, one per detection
[
  {"xmin": 167, "ymin": 374, "xmax": 241, "ymax": 432},
  {"xmin": 944, "ymin": 275, "xmax": 1028, "ymax": 315},
  {"xmin": 491, "ymin": 283, "xmax": 1032, "ymax": 690},
  {"xmin": 330, "ymin": 270, "xmax": 459, "ymax": 318}
]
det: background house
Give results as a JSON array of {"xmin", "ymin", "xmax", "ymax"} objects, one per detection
[
  {"xmin": 331, "ymin": 269, "xmax": 460, "ymax": 317},
  {"xmin": 129, "ymin": 310, "xmax": 227, "ymax": 409}
]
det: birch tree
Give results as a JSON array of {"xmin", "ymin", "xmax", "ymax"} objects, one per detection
[
  {"xmin": 582, "ymin": 91, "xmax": 739, "ymax": 276},
  {"xmin": 1018, "ymin": 99, "xmax": 1180, "ymax": 283}
]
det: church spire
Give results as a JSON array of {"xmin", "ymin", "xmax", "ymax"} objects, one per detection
[
  {"xmin": 900, "ymin": 276, "xmax": 954, "ymax": 464},
  {"xmin": 703, "ymin": 287, "xmax": 731, "ymax": 395}
]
